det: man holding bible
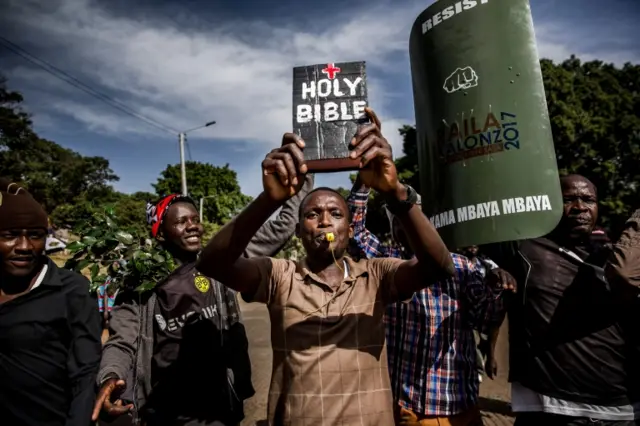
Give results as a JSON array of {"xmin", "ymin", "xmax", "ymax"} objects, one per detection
[{"xmin": 197, "ymin": 108, "xmax": 454, "ymax": 425}]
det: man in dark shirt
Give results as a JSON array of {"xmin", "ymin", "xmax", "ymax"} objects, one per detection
[
  {"xmin": 0, "ymin": 178, "xmax": 102, "ymax": 426},
  {"xmin": 94, "ymin": 177, "xmax": 314, "ymax": 426},
  {"xmin": 96, "ymin": 194, "xmax": 249, "ymax": 426},
  {"xmin": 486, "ymin": 175, "xmax": 634, "ymax": 425}
]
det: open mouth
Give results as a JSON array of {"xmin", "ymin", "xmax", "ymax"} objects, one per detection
[{"xmin": 185, "ymin": 235, "xmax": 201, "ymax": 243}]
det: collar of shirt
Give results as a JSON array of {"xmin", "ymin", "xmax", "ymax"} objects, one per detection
[
  {"xmin": 39, "ymin": 258, "xmax": 65, "ymax": 287},
  {"xmin": 29, "ymin": 263, "xmax": 49, "ymax": 292},
  {"xmin": 1, "ymin": 258, "xmax": 58, "ymax": 298},
  {"xmin": 294, "ymin": 256, "xmax": 367, "ymax": 288}
]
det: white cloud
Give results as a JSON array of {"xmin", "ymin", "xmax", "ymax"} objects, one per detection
[
  {"xmin": 3, "ymin": 0, "xmax": 420, "ymax": 142},
  {"xmin": 3, "ymin": 0, "xmax": 422, "ymax": 194},
  {"xmin": 2, "ymin": 0, "xmax": 637, "ymax": 196},
  {"xmin": 533, "ymin": 21, "xmax": 640, "ymax": 66}
]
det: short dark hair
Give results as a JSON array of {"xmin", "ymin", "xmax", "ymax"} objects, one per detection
[
  {"xmin": 560, "ymin": 174, "xmax": 597, "ymax": 196},
  {"xmin": 298, "ymin": 187, "xmax": 351, "ymax": 222}
]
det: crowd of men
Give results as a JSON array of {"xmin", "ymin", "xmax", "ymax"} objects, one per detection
[{"xmin": 0, "ymin": 108, "xmax": 639, "ymax": 426}]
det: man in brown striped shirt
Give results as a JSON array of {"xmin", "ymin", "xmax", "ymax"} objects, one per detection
[{"xmin": 198, "ymin": 108, "xmax": 454, "ymax": 426}]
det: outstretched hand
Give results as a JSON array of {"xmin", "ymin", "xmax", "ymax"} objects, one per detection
[
  {"xmin": 485, "ymin": 352, "xmax": 498, "ymax": 379},
  {"xmin": 262, "ymin": 133, "xmax": 308, "ymax": 202},
  {"xmin": 487, "ymin": 268, "xmax": 517, "ymax": 292},
  {"xmin": 91, "ymin": 378, "xmax": 133, "ymax": 421},
  {"xmin": 349, "ymin": 108, "xmax": 399, "ymax": 195}
]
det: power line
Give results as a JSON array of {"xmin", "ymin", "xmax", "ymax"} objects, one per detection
[{"xmin": 0, "ymin": 35, "xmax": 178, "ymax": 135}]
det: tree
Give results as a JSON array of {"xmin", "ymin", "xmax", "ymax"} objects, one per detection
[
  {"xmin": 384, "ymin": 57, "xmax": 639, "ymax": 239},
  {"xmin": 541, "ymin": 57, "xmax": 640, "ymax": 234},
  {"xmin": 50, "ymin": 191, "xmax": 149, "ymax": 236},
  {"xmin": 276, "ymin": 236, "xmax": 304, "ymax": 261},
  {"xmin": 153, "ymin": 161, "xmax": 252, "ymax": 225},
  {"xmin": 0, "ymin": 78, "xmax": 119, "ymax": 213}
]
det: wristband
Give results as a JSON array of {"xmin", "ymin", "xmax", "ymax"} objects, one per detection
[{"xmin": 385, "ymin": 185, "xmax": 419, "ymax": 216}]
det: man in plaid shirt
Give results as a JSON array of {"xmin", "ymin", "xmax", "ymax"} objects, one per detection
[{"xmin": 347, "ymin": 176, "xmax": 513, "ymax": 426}]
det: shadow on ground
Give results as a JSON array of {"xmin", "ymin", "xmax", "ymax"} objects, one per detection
[{"xmin": 479, "ymin": 397, "xmax": 515, "ymax": 417}]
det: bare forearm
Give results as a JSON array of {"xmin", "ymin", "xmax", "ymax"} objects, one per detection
[
  {"xmin": 198, "ymin": 192, "xmax": 283, "ymax": 276},
  {"xmin": 388, "ymin": 185, "xmax": 454, "ymax": 275},
  {"xmin": 488, "ymin": 324, "xmax": 500, "ymax": 354},
  {"xmin": 351, "ymin": 174, "xmax": 365, "ymax": 192}
]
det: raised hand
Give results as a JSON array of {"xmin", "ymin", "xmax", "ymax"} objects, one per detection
[
  {"xmin": 349, "ymin": 108, "xmax": 399, "ymax": 195},
  {"xmin": 262, "ymin": 133, "xmax": 307, "ymax": 202}
]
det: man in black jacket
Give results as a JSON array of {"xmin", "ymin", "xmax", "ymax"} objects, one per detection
[
  {"xmin": 94, "ymin": 177, "xmax": 314, "ymax": 426},
  {"xmin": 0, "ymin": 178, "xmax": 102, "ymax": 426},
  {"xmin": 486, "ymin": 175, "xmax": 634, "ymax": 426}
]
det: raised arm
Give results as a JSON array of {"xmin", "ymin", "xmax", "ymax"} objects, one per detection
[
  {"xmin": 197, "ymin": 135, "xmax": 308, "ymax": 295},
  {"xmin": 243, "ymin": 174, "xmax": 314, "ymax": 258},
  {"xmin": 348, "ymin": 109, "xmax": 454, "ymax": 300},
  {"xmin": 347, "ymin": 176, "xmax": 400, "ymax": 259},
  {"xmin": 382, "ymin": 186, "xmax": 454, "ymax": 297}
]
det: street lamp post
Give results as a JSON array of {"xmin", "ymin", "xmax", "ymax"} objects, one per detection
[
  {"xmin": 178, "ymin": 120, "xmax": 216, "ymax": 196},
  {"xmin": 199, "ymin": 195, "xmax": 218, "ymax": 223}
]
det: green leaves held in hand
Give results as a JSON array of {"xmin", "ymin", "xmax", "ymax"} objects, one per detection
[{"xmin": 64, "ymin": 208, "xmax": 176, "ymax": 295}]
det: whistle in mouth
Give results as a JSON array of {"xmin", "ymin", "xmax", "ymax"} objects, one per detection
[{"xmin": 325, "ymin": 232, "xmax": 335, "ymax": 242}]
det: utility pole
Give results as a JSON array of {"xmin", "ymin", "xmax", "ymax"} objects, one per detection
[
  {"xmin": 179, "ymin": 132, "xmax": 187, "ymax": 196},
  {"xmin": 199, "ymin": 195, "xmax": 216, "ymax": 223},
  {"xmin": 177, "ymin": 120, "xmax": 216, "ymax": 197}
]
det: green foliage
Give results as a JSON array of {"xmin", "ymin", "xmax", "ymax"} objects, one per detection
[
  {"xmin": 0, "ymin": 76, "xmax": 119, "ymax": 214},
  {"xmin": 153, "ymin": 162, "xmax": 252, "ymax": 224},
  {"xmin": 64, "ymin": 206, "xmax": 176, "ymax": 294},
  {"xmin": 276, "ymin": 235, "xmax": 304, "ymax": 260},
  {"xmin": 540, "ymin": 57, "xmax": 640, "ymax": 232},
  {"xmin": 0, "ymin": 77, "xmax": 255, "ymax": 293},
  {"xmin": 201, "ymin": 221, "xmax": 222, "ymax": 243},
  {"xmin": 50, "ymin": 191, "xmax": 149, "ymax": 236}
]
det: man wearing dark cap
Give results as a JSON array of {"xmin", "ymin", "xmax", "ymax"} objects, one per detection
[{"xmin": 0, "ymin": 178, "xmax": 102, "ymax": 426}]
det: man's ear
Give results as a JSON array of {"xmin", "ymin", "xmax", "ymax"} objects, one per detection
[
  {"xmin": 348, "ymin": 224, "xmax": 354, "ymax": 240},
  {"xmin": 295, "ymin": 223, "xmax": 300, "ymax": 238},
  {"xmin": 156, "ymin": 231, "xmax": 165, "ymax": 243}
]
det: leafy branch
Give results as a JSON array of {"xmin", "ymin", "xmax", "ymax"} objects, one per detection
[{"xmin": 64, "ymin": 206, "xmax": 176, "ymax": 294}]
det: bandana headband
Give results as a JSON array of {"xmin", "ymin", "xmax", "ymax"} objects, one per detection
[{"xmin": 146, "ymin": 194, "xmax": 195, "ymax": 238}]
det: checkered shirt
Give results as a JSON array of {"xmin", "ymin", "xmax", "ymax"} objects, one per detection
[{"xmin": 347, "ymin": 188, "xmax": 505, "ymax": 416}]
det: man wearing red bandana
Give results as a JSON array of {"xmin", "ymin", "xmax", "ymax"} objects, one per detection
[{"xmin": 93, "ymin": 176, "xmax": 314, "ymax": 426}]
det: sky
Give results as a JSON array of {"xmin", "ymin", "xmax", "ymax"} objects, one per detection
[{"xmin": 1, "ymin": 0, "xmax": 638, "ymax": 197}]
